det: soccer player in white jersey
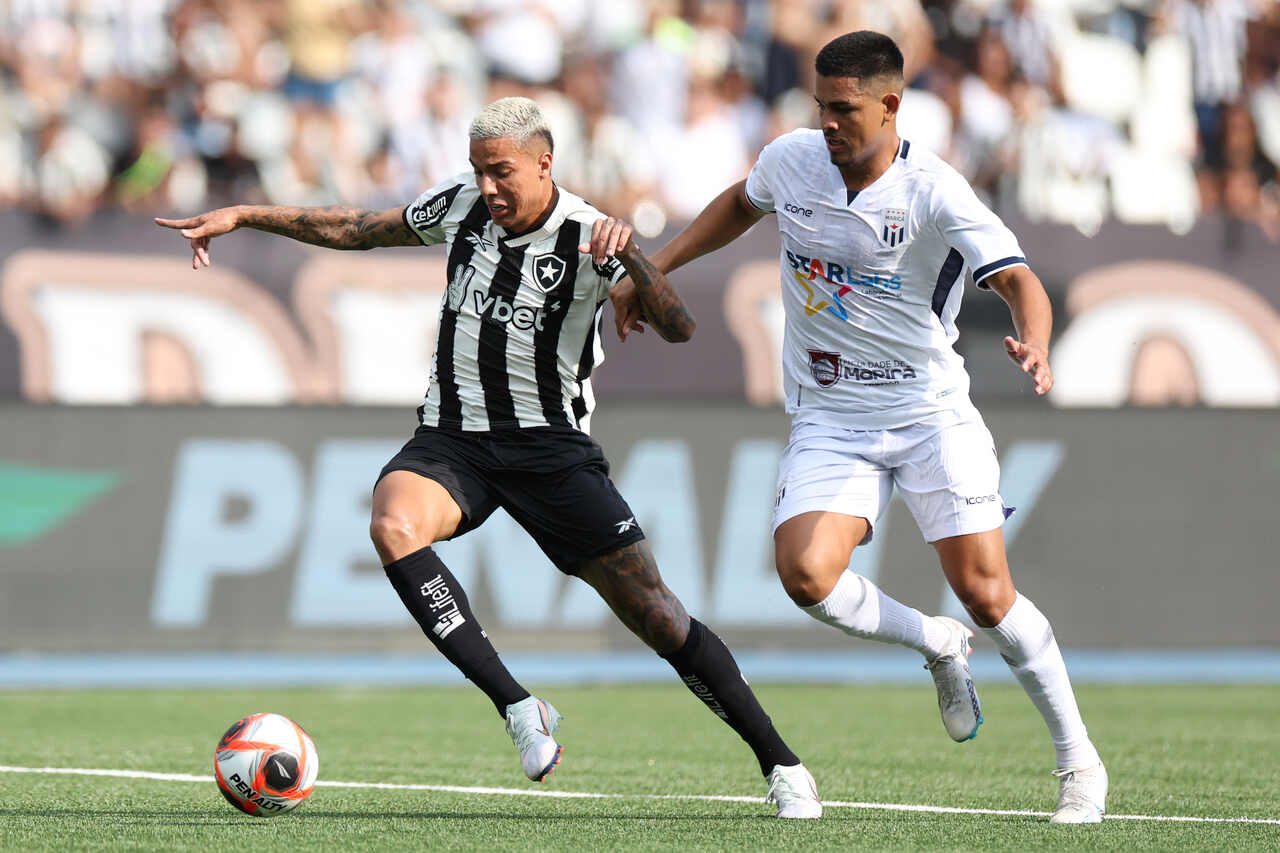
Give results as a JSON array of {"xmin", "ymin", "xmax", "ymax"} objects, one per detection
[
  {"xmin": 615, "ymin": 32, "xmax": 1107, "ymax": 824},
  {"xmin": 157, "ymin": 97, "xmax": 822, "ymax": 819}
]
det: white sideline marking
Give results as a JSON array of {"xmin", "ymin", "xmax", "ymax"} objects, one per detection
[{"xmin": 2, "ymin": 765, "xmax": 1278, "ymax": 826}]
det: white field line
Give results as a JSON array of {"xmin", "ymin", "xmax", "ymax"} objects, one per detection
[{"xmin": 1, "ymin": 765, "xmax": 1278, "ymax": 826}]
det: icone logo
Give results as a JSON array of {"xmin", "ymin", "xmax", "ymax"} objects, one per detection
[
  {"xmin": 785, "ymin": 249, "xmax": 902, "ymax": 320},
  {"xmin": 784, "ymin": 202, "xmax": 814, "ymax": 217}
]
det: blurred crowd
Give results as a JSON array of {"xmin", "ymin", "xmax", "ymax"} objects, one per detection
[{"xmin": 1, "ymin": 0, "xmax": 1278, "ymax": 239}]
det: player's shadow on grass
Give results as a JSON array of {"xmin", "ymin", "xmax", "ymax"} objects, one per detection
[
  {"xmin": 295, "ymin": 811, "xmax": 763, "ymax": 821},
  {"xmin": 0, "ymin": 808, "xmax": 754, "ymax": 823},
  {"xmin": 0, "ymin": 808, "xmax": 255, "ymax": 826}
]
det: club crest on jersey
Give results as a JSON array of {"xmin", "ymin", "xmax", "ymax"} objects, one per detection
[
  {"xmin": 808, "ymin": 350, "xmax": 841, "ymax": 387},
  {"xmin": 531, "ymin": 253, "xmax": 567, "ymax": 292},
  {"xmin": 881, "ymin": 208, "xmax": 908, "ymax": 247}
]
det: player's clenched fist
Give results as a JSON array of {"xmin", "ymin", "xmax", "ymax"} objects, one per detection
[
  {"xmin": 577, "ymin": 217, "xmax": 633, "ymax": 266},
  {"xmin": 155, "ymin": 207, "xmax": 241, "ymax": 270}
]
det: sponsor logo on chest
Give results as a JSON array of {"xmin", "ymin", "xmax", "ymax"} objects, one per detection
[{"xmin": 784, "ymin": 249, "xmax": 903, "ymax": 320}]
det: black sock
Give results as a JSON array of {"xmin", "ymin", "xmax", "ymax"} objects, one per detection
[
  {"xmin": 660, "ymin": 618, "xmax": 801, "ymax": 776},
  {"xmin": 384, "ymin": 546, "xmax": 529, "ymax": 716}
]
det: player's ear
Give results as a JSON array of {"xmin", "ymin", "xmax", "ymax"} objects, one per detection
[
  {"xmin": 538, "ymin": 150, "xmax": 553, "ymax": 179},
  {"xmin": 881, "ymin": 90, "xmax": 901, "ymax": 121}
]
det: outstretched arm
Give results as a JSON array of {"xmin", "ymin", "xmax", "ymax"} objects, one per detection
[
  {"xmin": 985, "ymin": 266, "xmax": 1054, "ymax": 395},
  {"xmin": 581, "ymin": 218, "xmax": 696, "ymax": 343},
  {"xmin": 651, "ymin": 180, "xmax": 766, "ymax": 273},
  {"xmin": 155, "ymin": 205, "xmax": 420, "ymax": 270}
]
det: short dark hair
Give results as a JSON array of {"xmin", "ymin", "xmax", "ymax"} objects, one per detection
[{"xmin": 815, "ymin": 31, "xmax": 904, "ymax": 84}]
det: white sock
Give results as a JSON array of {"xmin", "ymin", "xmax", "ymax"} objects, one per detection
[
  {"xmin": 802, "ymin": 571, "xmax": 950, "ymax": 659},
  {"xmin": 982, "ymin": 593, "xmax": 1100, "ymax": 771}
]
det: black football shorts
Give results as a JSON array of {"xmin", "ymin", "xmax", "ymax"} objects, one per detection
[{"xmin": 377, "ymin": 425, "xmax": 645, "ymax": 573}]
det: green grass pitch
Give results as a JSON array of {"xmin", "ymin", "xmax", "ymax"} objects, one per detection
[{"xmin": 2, "ymin": 683, "xmax": 1277, "ymax": 851}]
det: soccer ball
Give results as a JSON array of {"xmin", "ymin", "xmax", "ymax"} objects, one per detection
[{"xmin": 213, "ymin": 712, "xmax": 318, "ymax": 817}]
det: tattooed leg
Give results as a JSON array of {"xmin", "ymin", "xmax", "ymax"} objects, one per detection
[
  {"xmin": 575, "ymin": 540, "xmax": 689, "ymax": 653},
  {"xmin": 575, "ymin": 540, "xmax": 802, "ymax": 775}
]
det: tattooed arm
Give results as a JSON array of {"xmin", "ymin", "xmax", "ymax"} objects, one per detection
[
  {"xmin": 616, "ymin": 240, "xmax": 696, "ymax": 343},
  {"xmin": 579, "ymin": 217, "xmax": 696, "ymax": 343},
  {"xmin": 155, "ymin": 205, "xmax": 419, "ymax": 270}
]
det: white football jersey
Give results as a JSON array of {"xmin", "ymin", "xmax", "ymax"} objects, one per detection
[{"xmin": 745, "ymin": 128, "xmax": 1027, "ymax": 429}]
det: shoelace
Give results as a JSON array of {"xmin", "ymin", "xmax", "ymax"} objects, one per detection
[
  {"xmin": 766, "ymin": 771, "xmax": 804, "ymax": 804},
  {"xmin": 923, "ymin": 625, "xmax": 968, "ymax": 672},
  {"xmin": 1052, "ymin": 768, "xmax": 1100, "ymax": 811}
]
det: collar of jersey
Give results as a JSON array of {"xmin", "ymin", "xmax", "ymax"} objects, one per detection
[
  {"xmin": 497, "ymin": 184, "xmax": 567, "ymax": 247},
  {"xmin": 832, "ymin": 137, "xmax": 906, "ymax": 206}
]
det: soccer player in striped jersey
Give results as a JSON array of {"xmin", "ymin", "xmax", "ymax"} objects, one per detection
[
  {"xmin": 614, "ymin": 32, "xmax": 1107, "ymax": 823},
  {"xmin": 156, "ymin": 97, "xmax": 822, "ymax": 819}
]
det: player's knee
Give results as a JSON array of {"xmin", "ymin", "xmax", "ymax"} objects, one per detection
[
  {"xmin": 954, "ymin": 577, "xmax": 1014, "ymax": 627},
  {"xmin": 776, "ymin": 546, "xmax": 846, "ymax": 606},
  {"xmin": 368, "ymin": 512, "xmax": 430, "ymax": 561},
  {"xmin": 640, "ymin": 603, "xmax": 689, "ymax": 654}
]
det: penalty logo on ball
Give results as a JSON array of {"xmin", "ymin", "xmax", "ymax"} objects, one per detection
[{"xmin": 213, "ymin": 712, "xmax": 318, "ymax": 817}]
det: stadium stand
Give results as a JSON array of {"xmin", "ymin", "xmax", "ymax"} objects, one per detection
[{"xmin": 0, "ymin": 0, "xmax": 1276, "ymax": 237}]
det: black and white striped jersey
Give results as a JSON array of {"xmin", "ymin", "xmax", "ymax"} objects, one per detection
[{"xmin": 402, "ymin": 175, "xmax": 627, "ymax": 433}]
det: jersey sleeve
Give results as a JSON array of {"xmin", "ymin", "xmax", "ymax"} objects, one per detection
[
  {"xmin": 574, "ymin": 211, "xmax": 632, "ymax": 303},
  {"xmin": 402, "ymin": 174, "xmax": 470, "ymax": 247},
  {"xmin": 931, "ymin": 171, "xmax": 1028, "ymax": 288},
  {"xmin": 744, "ymin": 136, "xmax": 782, "ymax": 213},
  {"xmin": 593, "ymin": 255, "xmax": 628, "ymax": 293}
]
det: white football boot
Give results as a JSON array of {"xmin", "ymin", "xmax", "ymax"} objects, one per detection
[
  {"xmin": 765, "ymin": 763, "xmax": 822, "ymax": 819},
  {"xmin": 504, "ymin": 696, "xmax": 563, "ymax": 782},
  {"xmin": 924, "ymin": 616, "xmax": 983, "ymax": 742},
  {"xmin": 1050, "ymin": 762, "xmax": 1108, "ymax": 824}
]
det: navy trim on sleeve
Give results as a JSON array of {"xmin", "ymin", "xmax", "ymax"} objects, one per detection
[
  {"xmin": 744, "ymin": 191, "xmax": 774, "ymax": 213},
  {"xmin": 973, "ymin": 255, "xmax": 1026, "ymax": 285}
]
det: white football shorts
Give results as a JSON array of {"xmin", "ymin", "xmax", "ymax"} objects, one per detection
[{"xmin": 772, "ymin": 409, "xmax": 1010, "ymax": 543}]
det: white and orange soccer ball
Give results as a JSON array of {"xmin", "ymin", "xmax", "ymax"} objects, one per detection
[{"xmin": 213, "ymin": 712, "xmax": 318, "ymax": 817}]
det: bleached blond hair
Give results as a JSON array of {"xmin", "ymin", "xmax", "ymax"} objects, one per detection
[{"xmin": 468, "ymin": 97, "xmax": 554, "ymax": 153}]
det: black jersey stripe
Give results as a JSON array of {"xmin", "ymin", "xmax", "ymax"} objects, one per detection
[
  {"xmin": 532, "ymin": 224, "xmax": 582, "ymax": 427},
  {"xmin": 931, "ymin": 247, "xmax": 965, "ymax": 318},
  {"xmin": 435, "ymin": 197, "xmax": 491, "ymax": 428},
  {"xmin": 570, "ymin": 304, "xmax": 603, "ymax": 427},
  {"xmin": 476, "ymin": 239, "xmax": 529, "ymax": 428}
]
